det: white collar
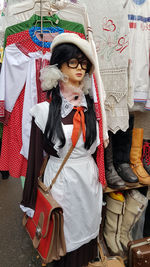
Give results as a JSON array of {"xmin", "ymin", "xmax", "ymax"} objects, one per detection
[{"xmin": 60, "ymin": 92, "xmax": 88, "ymax": 118}]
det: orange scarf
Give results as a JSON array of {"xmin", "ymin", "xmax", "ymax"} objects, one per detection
[{"xmin": 71, "ymin": 107, "xmax": 86, "ymax": 147}]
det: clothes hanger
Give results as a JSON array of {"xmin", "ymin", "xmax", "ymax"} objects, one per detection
[
  {"xmin": 50, "ymin": 1, "xmax": 86, "ymax": 25},
  {"xmin": 34, "ymin": 1, "xmax": 60, "ymax": 28},
  {"xmin": 33, "ymin": 0, "xmax": 61, "ymax": 44},
  {"xmin": 32, "ymin": 1, "xmax": 66, "ymax": 50},
  {"xmin": 33, "ymin": 17, "xmax": 58, "ymax": 33},
  {"xmin": 7, "ymin": 0, "xmax": 52, "ymax": 16},
  {"xmin": 13, "ymin": 1, "xmax": 63, "ymax": 52}
]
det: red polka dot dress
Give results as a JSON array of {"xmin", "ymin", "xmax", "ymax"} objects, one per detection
[{"xmin": 0, "ymin": 29, "xmax": 86, "ymax": 178}]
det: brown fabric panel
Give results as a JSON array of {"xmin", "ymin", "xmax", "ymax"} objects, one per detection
[
  {"xmin": 21, "ymin": 118, "xmax": 44, "ymax": 210},
  {"xmin": 21, "ymin": 110, "xmax": 97, "ymax": 209},
  {"xmin": 61, "ymin": 109, "xmax": 76, "ymax": 125},
  {"xmin": 20, "ymin": 112, "xmax": 98, "ymax": 263},
  {"xmin": 43, "ymin": 110, "xmax": 75, "ymax": 156},
  {"xmin": 43, "ymin": 136, "xmax": 59, "ymax": 157},
  {"xmin": 53, "ymin": 237, "xmax": 98, "ymax": 267},
  {"xmin": 21, "ymin": 110, "xmax": 76, "ymax": 209}
]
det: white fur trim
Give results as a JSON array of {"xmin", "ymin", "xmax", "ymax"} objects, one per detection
[
  {"xmin": 40, "ymin": 65, "xmax": 66, "ymax": 91},
  {"xmin": 40, "ymin": 64, "xmax": 92, "ymax": 96}
]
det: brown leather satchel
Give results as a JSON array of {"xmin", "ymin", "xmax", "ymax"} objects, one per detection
[
  {"xmin": 23, "ymin": 139, "xmax": 78, "ymax": 263},
  {"xmin": 23, "ymin": 181, "xmax": 66, "ymax": 264},
  {"xmin": 88, "ymin": 243, "xmax": 125, "ymax": 267}
]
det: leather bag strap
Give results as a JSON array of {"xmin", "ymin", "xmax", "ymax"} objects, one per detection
[
  {"xmin": 39, "ymin": 126, "xmax": 82, "ymax": 192},
  {"xmin": 97, "ymin": 242, "xmax": 106, "ymax": 262},
  {"xmin": 39, "ymin": 154, "xmax": 49, "ymax": 177},
  {"xmin": 97, "ymin": 242, "xmax": 125, "ymax": 265},
  {"xmin": 49, "ymin": 144, "xmax": 74, "ymax": 190}
]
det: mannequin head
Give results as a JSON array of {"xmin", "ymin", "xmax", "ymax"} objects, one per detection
[
  {"xmin": 40, "ymin": 33, "xmax": 94, "ymax": 92},
  {"xmin": 43, "ymin": 34, "xmax": 97, "ymax": 150},
  {"xmin": 50, "ymin": 43, "xmax": 91, "ymax": 86}
]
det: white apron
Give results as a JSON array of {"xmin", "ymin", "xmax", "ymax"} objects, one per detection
[
  {"xmin": 44, "ymin": 123, "xmax": 102, "ymax": 252},
  {"xmin": 30, "ymin": 101, "xmax": 103, "ymax": 253}
]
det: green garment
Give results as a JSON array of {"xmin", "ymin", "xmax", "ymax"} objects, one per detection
[{"xmin": 4, "ymin": 14, "xmax": 85, "ymax": 49}]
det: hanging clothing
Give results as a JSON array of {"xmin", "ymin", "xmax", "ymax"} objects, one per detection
[
  {"xmin": 0, "ymin": 86, "xmax": 28, "ymax": 177},
  {"xmin": 80, "ymin": 0, "xmax": 130, "ymax": 134},
  {"xmin": 20, "ymin": 100, "xmax": 103, "ymax": 252},
  {"xmin": 0, "ymin": 0, "xmax": 21, "ymax": 47},
  {"xmin": 4, "ymin": 14, "xmax": 85, "ymax": 48},
  {"xmin": 0, "ymin": 41, "xmax": 48, "ymax": 176},
  {"xmin": 0, "ymin": 12, "xmax": 106, "ymax": 186},
  {"xmin": 4, "ymin": 11, "xmax": 108, "ymax": 141},
  {"xmin": 127, "ymin": 0, "xmax": 150, "ymax": 110},
  {"xmin": 0, "ymin": 17, "xmax": 86, "ymax": 177}
]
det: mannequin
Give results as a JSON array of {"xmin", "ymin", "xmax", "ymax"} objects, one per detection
[{"xmin": 20, "ymin": 33, "xmax": 103, "ymax": 267}]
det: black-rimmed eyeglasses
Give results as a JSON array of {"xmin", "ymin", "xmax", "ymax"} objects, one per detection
[{"xmin": 67, "ymin": 58, "xmax": 88, "ymax": 70}]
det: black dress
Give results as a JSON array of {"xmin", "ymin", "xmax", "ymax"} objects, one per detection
[{"xmin": 21, "ymin": 112, "xmax": 98, "ymax": 267}]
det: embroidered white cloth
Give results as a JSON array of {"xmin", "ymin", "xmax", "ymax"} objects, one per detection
[{"xmin": 80, "ymin": 0, "xmax": 130, "ymax": 133}]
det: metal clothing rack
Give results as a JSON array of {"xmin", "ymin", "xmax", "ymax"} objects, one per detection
[{"xmin": 40, "ymin": 0, "xmax": 43, "ymax": 34}]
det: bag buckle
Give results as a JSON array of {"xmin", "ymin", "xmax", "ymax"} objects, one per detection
[{"xmin": 36, "ymin": 225, "xmax": 42, "ymax": 239}]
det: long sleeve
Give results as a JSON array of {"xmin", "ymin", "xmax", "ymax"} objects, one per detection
[
  {"xmin": 20, "ymin": 118, "xmax": 44, "ymax": 213},
  {"xmin": 0, "ymin": 43, "xmax": 29, "ymax": 119}
]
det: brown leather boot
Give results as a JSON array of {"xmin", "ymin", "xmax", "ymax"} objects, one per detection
[{"xmin": 130, "ymin": 128, "xmax": 150, "ymax": 185}]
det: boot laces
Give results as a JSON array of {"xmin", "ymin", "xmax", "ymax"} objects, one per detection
[{"xmin": 142, "ymin": 142, "xmax": 150, "ymax": 166}]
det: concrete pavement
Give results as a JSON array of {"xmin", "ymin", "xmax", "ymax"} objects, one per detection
[{"xmin": 0, "ymin": 176, "xmax": 53, "ymax": 267}]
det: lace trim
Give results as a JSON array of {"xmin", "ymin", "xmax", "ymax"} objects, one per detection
[
  {"xmin": 105, "ymin": 98, "xmax": 129, "ymax": 133},
  {"xmin": 101, "ymin": 68, "xmax": 128, "ymax": 106},
  {"xmin": 107, "ymin": 114, "xmax": 129, "ymax": 134},
  {"xmin": 105, "ymin": 91, "xmax": 127, "ymax": 106},
  {"xmin": 60, "ymin": 92, "xmax": 87, "ymax": 118}
]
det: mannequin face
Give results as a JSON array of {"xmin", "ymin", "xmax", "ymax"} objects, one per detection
[{"xmin": 60, "ymin": 57, "xmax": 87, "ymax": 87}]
